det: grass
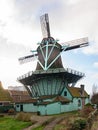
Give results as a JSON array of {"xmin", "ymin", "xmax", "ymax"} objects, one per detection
[
  {"xmin": 32, "ymin": 111, "xmax": 79, "ymax": 130},
  {"xmin": 53, "ymin": 111, "xmax": 88, "ymax": 130},
  {"xmin": 0, "ymin": 116, "xmax": 32, "ymax": 130},
  {"xmin": 32, "ymin": 117, "xmax": 55, "ymax": 130},
  {"xmin": 0, "ymin": 109, "xmax": 96, "ymax": 130},
  {"xmin": 54, "ymin": 124, "xmax": 67, "ymax": 130},
  {"xmin": 91, "ymin": 116, "xmax": 98, "ymax": 130},
  {"xmin": 91, "ymin": 121, "xmax": 98, "ymax": 130},
  {"xmin": 33, "ymin": 126, "xmax": 45, "ymax": 130}
]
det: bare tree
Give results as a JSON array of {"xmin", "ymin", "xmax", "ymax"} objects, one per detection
[
  {"xmin": 91, "ymin": 93, "xmax": 98, "ymax": 109},
  {"xmin": 91, "ymin": 84, "xmax": 98, "ymax": 109},
  {"xmin": 92, "ymin": 84, "xmax": 98, "ymax": 95}
]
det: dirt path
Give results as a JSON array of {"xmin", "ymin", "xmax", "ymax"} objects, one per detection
[
  {"xmin": 43, "ymin": 116, "xmax": 65, "ymax": 130},
  {"xmin": 23, "ymin": 115, "xmax": 53, "ymax": 130},
  {"xmin": 23, "ymin": 115, "xmax": 65, "ymax": 130}
]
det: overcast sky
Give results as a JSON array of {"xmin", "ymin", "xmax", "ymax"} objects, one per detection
[{"xmin": 0, "ymin": 0, "xmax": 98, "ymax": 94}]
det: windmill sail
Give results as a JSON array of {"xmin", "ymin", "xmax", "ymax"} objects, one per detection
[
  {"xmin": 18, "ymin": 14, "xmax": 89, "ymax": 69},
  {"xmin": 61, "ymin": 37, "xmax": 88, "ymax": 51},
  {"xmin": 40, "ymin": 13, "xmax": 51, "ymax": 38},
  {"xmin": 19, "ymin": 54, "xmax": 38, "ymax": 64}
]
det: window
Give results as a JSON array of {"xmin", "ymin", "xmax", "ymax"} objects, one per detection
[
  {"xmin": 64, "ymin": 91, "xmax": 67, "ymax": 96},
  {"xmin": 16, "ymin": 105, "xmax": 19, "ymax": 107},
  {"xmin": 0, "ymin": 103, "xmax": 2, "ymax": 106},
  {"xmin": 78, "ymin": 99, "xmax": 81, "ymax": 107}
]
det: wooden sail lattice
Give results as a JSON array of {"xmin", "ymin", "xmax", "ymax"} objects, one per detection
[{"xmin": 18, "ymin": 14, "xmax": 88, "ymax": 70}]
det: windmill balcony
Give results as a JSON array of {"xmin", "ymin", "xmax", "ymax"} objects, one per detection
[{"xmin": 17, "ymin": 68, "xmax": 84, "ymax": 85}]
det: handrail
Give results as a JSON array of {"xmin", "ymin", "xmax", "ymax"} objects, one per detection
[{"xmin": 17, "ymin": 68, "xmax": 84, "ymax": 80}]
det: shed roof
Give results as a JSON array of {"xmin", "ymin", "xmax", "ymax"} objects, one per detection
[
  {"xmin": 9, "ymin": 90, "xmax": 32, "ymax": 103},
  {"xmin": 53, "ymin": 96, "xmax": 70, "ymax": 103},
  {"xmin": 9, "ymin": 90, "xmax": 30, "ymax": 96},
  {"xmin": 15, "ymin": 98, "xmax": 37, "ymax": 103},
  {"xmin": 38, "ymin": 95, "xmax": 70, "ymax": 105}
]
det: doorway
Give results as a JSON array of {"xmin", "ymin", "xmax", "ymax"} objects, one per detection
[{"xmin": 20, "ymin": 104, "xmax": 23, "ymax": 111}]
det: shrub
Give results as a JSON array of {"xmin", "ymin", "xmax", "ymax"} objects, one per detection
[
  {"xmin": 70, "ymin": 119, "xmax": 87, "ymax": 130},
  {"xmin": 0, "ymin": 105, "xmax": 14, "ymax": 113},
  {"xmin": 16, "ymin": 112, "xmax": 31, "ymax": 122},
  {"xmin": 0, "ymin": 114, "xmax": 4, "ymax": 117},
  {"xmin": 85, "ymin": 103, "xmax": 93, "ymax": 107},
  {"xmin": 8, "ymin": 108, "xmax": 15, "ymax": 115},
  {"xmin": 80, "ymin": 105, "xmax": 94, "ymax": 117}
]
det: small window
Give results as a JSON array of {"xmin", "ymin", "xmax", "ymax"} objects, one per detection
[
  {"xmin": 78, "ymin": 99, "xmax": 81, "ymax": 107},
  {"xmin": 0, "ymin": 103, "xmax": 2, "ymax": 106},
  {"xmin": 16, "ymin": 105, "xmax": 19, "ymax": 107},
  {"xmin": 64, "ymin": 91, "xmax": 67, "ymax": 96}
]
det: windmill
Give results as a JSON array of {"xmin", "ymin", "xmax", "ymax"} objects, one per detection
[
  {"xmin": 19, "ymin": 14, "xmax": 88, "ymax": 71},
  {"xmin": 18, "ymin": 13, "xmax": 88, "ymax": 98}
]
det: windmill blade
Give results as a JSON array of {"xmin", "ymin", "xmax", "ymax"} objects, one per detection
[
  {"xmin": 19, "ymin": 54, "xmax": 38, "ymax": 64},
  {"xmin": 61, "ymin": 37, "xmax": 88, "ymax": 51},
  {"xmin": 40, "ymin": 13, "xmax": 51, "ymax": 38}
]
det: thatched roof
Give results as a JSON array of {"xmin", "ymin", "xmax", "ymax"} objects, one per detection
[
  {"xmin": 67, "ymin": 86, "xmax": 89, "ymax": 98},
  {"xmin": 0, "ymin": 81, "xmax": 12, "ymax": 102}
]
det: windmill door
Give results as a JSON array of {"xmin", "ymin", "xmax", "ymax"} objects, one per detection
[{"xmin": 20, "ymin": 104, "xmax": 23, "ymax": 111}]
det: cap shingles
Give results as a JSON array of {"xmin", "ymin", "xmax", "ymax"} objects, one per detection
[{"xmin": 67, "ymin": 87, "xmax": 89, "ymax": 98}]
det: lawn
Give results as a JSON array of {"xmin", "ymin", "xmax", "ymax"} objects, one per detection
[
  {"xmin": 32, "ymin": 126, "xmax": 45, "ymax": 130},
  {"xmin": 0, "ymin": 108, "xmax": 97, "ymax": 130},
  {"xmin": 0, "ymin": 116, "xmax": 32, "ymax": 130}
]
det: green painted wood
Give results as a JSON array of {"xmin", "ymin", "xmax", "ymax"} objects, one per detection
[
  {"xmin": 23, "ymin": 104, "xmax": 38, "ymax": 112},
  {"xmin": 38, "ymin": 102, "xmax": 61, "ymax": 115},
  {"xmin": 61, "ymin": 87, "xmax": 73, "ymax": 100},
  {"xmin": 30, "ymin": 76, "xmax": 67, "ymax": 97},
  {"xmin": 16, "ymin": 103, "xmax": 38, "ymax": 113}
]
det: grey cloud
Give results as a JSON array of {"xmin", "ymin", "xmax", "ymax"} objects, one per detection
[
  {"xmin": 0, "ymin": 35, "xmax": 31, "ymax": 58},
  {"xmin": 2, "ymin": 0, "xmax": 98, "ymax": 55},
  {"xmin": 13, "ymin": 0, "xmax": 64, "ymax": 25},
  {"xmin": 11, "ymin": 0, "xmax": 98, "ymax": 33}
]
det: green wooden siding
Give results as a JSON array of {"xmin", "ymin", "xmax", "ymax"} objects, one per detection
[
  {"xmin": 16, "ymin": 104, "xmax": 20, "ymax": 112},
  {"xmin": 46, "ymin": 102, "xmax": 61, "ymax": 115},
  {"xmin": 30, "ymin": 76, "xmax": 66, "ymax": 97},
  {"xmin": 38, "ymin": 102, "xmax": 61, "ymax": 115},
  {"xmin": 61, "ymin": 102, "xmax": 72, "ymax": 112},
  {"xmin": 16, "ymin": 103, "xmax": 37, "ymax": 113},
  {"xmin": 61, "ymin": 87, "xmax": 72, "ymax": 100},
  {"xmin": 38, "ymin": 105, "xmax": 46, "ymax": 115},
  {"xmin": 23, "ymin": 104, "xmax": 37, "ymax": 112},
  {"xmin": 85, "ymin": 98, "xmax": 90, "ymax": 104}
]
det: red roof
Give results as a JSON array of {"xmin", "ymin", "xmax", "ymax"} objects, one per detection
[
  {"xmin": 15, "ymin": 98, "xmax": 37, "ymax": 103},
  {"xmin": 9, "ymin": 90, "xmax": 32, "ymax": 103},
  {"xmin": 53, "ymin": 96, "xmax": 70, "ymax": 103}
]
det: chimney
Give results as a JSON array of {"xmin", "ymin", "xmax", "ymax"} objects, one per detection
[
  {"xmin": 80, "ymin": 84, "xmax": 84, "ymax": 96},
  {"xmin": 80, "ymin": 84, "xmax": 85, "ymax": 109}
]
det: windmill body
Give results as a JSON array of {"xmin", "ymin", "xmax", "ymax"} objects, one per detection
[
  {"xmin": 17, "ymin": 14, "xmax": 89, "ymax": 115},
  {"xmin": 36, "ymin": 37, "xmax": 64, "ymax": 70}
]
